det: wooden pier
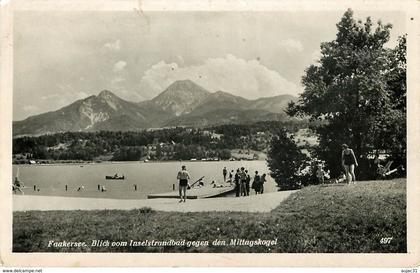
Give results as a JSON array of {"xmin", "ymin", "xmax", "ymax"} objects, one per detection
[{"xmin": 147, "ymin": 185, "xmax": 235, "ymax": 199}]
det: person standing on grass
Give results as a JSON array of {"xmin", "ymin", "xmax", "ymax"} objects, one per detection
[
  {"xmin": 341, "ymin": 144, "xmax": 358, "ymax": 184},
  {"xmin": 223, "ymin": 167, "xmax": 227, "ymax": 182},
  {"xmin": 373, "ymin": 151, "xmax": 382, "ymax": 179},
  {"xmin": 316, "ymin": 164, "xmax": 325, "ymax": 184},
  {"xmin": 177, "ymin": 165, "xmax": 191, "ymax": 202}
]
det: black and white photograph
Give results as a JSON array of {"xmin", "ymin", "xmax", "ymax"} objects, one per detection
[{"xmin": 1, "ymin": 0, "xmax": 419, "ymax": 268}]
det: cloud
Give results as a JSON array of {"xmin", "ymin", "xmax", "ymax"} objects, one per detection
[
  {"xmin": 138, "ymin": 54, "xmax": 301, "ymax": 99},
  {"xmin": 113, "ymin": 60, "xmax": 127, "ymax": 73},
  {"xmin": 22, "ymin": 105, "xmax": 40, "ymax": 112},
  {"xmin": 41, "ymin": 88, "xmax": 89, "ymax": 109},
  {"xmin": 176, "ymin": 55, "xmax": 185, "ymax": 65},
  {"xmin": 310, "ymin": 48, "xmax": 322, "ymax": 63},
  {"xmin": 111, "ymin": 76, "xmax": 126, "ymax": 84},
  {"xmin": 103, "ymin": 39, "xmax": 121, "ymax": 51},
  {"xmin": 278, "ymin": 39, "xmax": 304, "ymax": 53}
]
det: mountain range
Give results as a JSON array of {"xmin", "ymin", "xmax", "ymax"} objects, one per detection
[{"xmin": 13, "ymin": 80, "xmax": 297, "ymax": 136}]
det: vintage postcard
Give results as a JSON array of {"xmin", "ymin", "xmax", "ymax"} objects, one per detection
[{"xmin": 0, "ymin": 0, "xmax": 419, "ymax": 268}]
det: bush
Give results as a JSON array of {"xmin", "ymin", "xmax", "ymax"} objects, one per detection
[{"xmin": 267, "ymin": 129, "xmax": 309, "ymax": 190}]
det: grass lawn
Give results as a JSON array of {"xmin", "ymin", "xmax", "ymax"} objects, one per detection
[{"xmin": 13, "ymin": 179, "xmax": 406, "ymax": 253}]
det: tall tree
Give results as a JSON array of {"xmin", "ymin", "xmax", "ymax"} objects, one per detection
[
  {"xmin": 267, "ymin": 129, "xmax": 308, "ymax": 190},
  {"xmin": 287, "ymin": 9, "xmax": 406, "ymax": 178}
]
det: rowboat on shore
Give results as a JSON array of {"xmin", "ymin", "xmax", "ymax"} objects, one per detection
[{"xmin": 147, "ymin": 184, "xmax": 235, "ymax": 199}]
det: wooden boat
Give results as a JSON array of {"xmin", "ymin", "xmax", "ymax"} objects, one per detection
[
  {"xmin": 147, "ymin": 184, "xmax": 235, "ymax": 199},
  {"xmin": 105, "ymin": 175, "xmax": 125, "ymax": 180},
  {"xmin": 148, "ymin": 176, "xmax": 236, "ymax": 199}
]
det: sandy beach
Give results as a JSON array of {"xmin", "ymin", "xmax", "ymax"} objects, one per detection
[{"xmin": 13, "ymin": 190, "xmax": 297, "ymax": 213}]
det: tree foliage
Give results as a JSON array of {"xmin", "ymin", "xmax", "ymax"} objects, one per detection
[
  {"xmin": 13, "ymin": 121, "xmax": 302, "ymax": 162},
  {"xmin": 287, "ymin": 9, "xmax": 406, "ymax": 178},
  {"xmin": 267, "ymin": 129, "xmax": 308, "ymax": 190}
]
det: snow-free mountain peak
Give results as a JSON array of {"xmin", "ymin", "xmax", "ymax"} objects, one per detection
[
  {"xmin": 97, "ymin": 89, "xmax": 117, "ymax": 99},
  {"xmin": 151, "ymin": 79, "xmax": 211, "ymax": 116},
  {"xmin": 13, "ymin": 80, "xmax": 298, "ymax": 136},
  {"xmin": 95, "ymin": 90, "xmax": 123, "ymax": 111}
]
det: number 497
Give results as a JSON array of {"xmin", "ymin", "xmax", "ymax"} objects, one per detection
[{"xmin": 380, "ymin": 237, "xmax": 393, "ymax": 244}]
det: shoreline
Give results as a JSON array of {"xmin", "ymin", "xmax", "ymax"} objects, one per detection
[
  {"xmin": 12, "ymin": 159, "xmax": 267, "ymax": 167},
  {"xmin": 12, "ymin": 190, "xmax": 297, "ymax": 212}
]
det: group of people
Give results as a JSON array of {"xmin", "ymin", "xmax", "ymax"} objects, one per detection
[
  {"xmin": 176, "ymin": 165, "xmax": 268, "ymax": 202},
  {"xmin": 223, "ymin": 167, "xmax": 266, "ymax": 197}
]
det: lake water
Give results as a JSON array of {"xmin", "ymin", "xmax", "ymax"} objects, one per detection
[{"xmin": 12, "ymin": 161, "xmax": 278, "ymax": 199}]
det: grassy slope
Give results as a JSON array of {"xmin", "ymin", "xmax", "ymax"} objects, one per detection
[{"xmin": 13, "ymin": 179, "xmax": 406, "ymax": 253}]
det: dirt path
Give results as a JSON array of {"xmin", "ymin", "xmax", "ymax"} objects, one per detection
[{"xmin": 13, "ymin": 190, "xmax": 297, "ymax": 213}]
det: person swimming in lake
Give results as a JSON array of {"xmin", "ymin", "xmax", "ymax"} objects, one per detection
[
  {"xmin": 341, "ymin": 144, "xmax": 358, "ymax": 184},
  {"xmin": 177, "ymin": 165, "xmax": 191, "ymax": 202}
]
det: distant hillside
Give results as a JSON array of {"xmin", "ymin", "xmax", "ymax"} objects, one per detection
[
  {"xmin": 187, "ymin": 91, "xmax": 249, "ymax": 115},
  {"xmin": 13, "ymin": 90, "xmax": 170, "ymax": 136},
  {"xmin": 247, "ymin": 94, "xmax": 297, "ymax": 113},
  {"xmin": 13, "ymin": 80, "xmax": 298, "ymax": 136},
  {"xmin": 164, "ymin": 108, "xmax": 287, "ymax": 127}
]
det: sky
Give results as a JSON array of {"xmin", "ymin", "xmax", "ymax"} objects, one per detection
[{"xmin": 13, "ymin": 9, "xmax": 406, "ymax": 120}]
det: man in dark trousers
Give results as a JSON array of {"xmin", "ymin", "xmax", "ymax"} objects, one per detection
[
  {"xmin": 177, "ymin": 165, "xmax": 191, "ymax": 202},
  {"xmin": 240, "ymin": 167, "xmax": 247, "ymax": 196},
  {"xmin": 245, "ymin": 170, "xmax": 251, "ymax": 196},
  {"xmin": 223, "ymin": 167, "xmax": 227, "ymax": 182},
  {"xmin": 234, "ymin": 169, "xmax": 240, "ymax": 197}
]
